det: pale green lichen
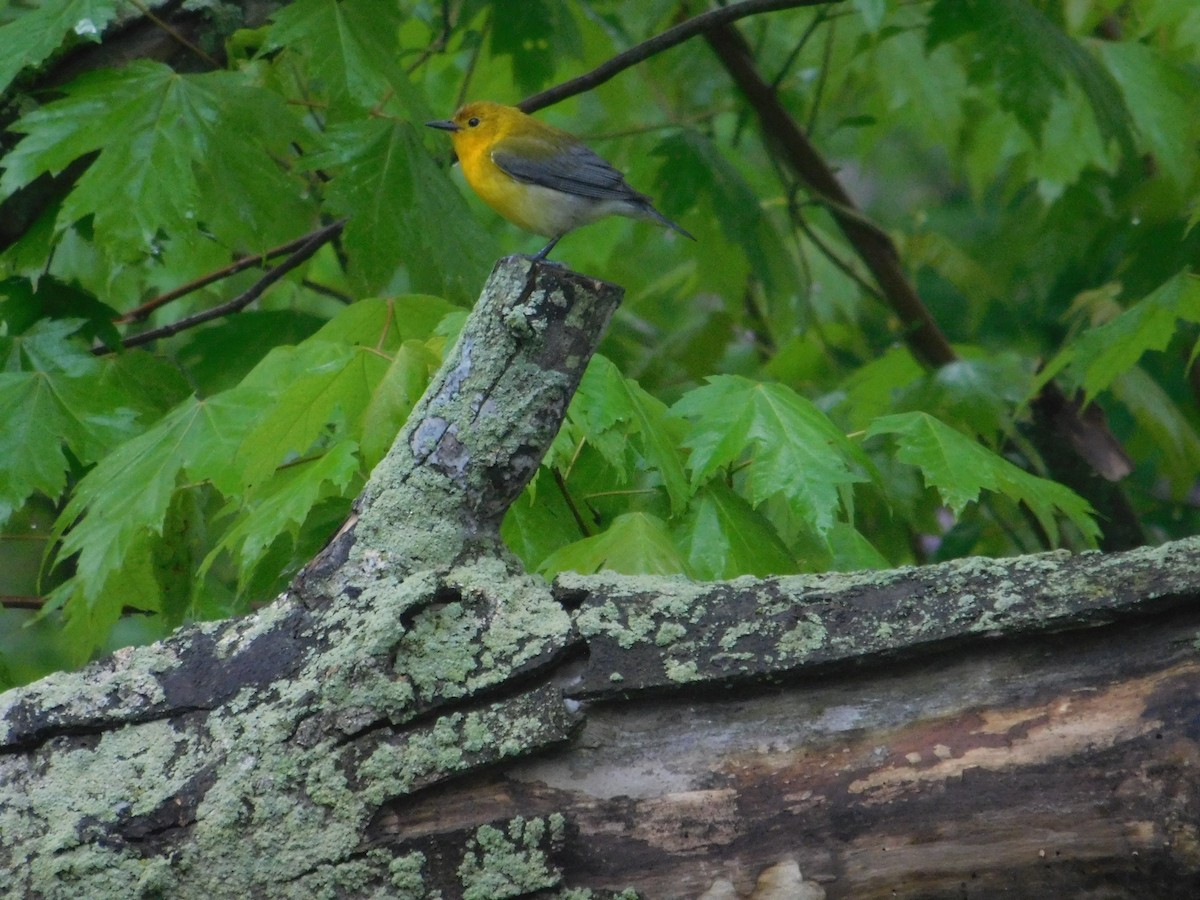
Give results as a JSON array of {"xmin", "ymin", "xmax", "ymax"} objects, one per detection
[
  {"xmin": 777, "ymin": 616, "xmax": 828, "ymax": 659},
  {"xmin": 359, "ymin": 715, "xmax": 466, "ymax": 805},
  {"xmin": 719, "ymin": 621, "xmax": 757, "ymax": 651},
  {"xmin": 664, "ymin": 659, "xmax": 699, "ymax": 683},
  {"xmin": 457, "ymin": 817, "xmax": 561, "ymax": 900},
  {"xmin": 649, "ymin": 583, "xmax": 700, "ymax": 620},
  {"xmin": 1, "ymin": 557, "xmax": 574, "ymax": 898},
  {"xmin": 655, "ymin": 622, "xmax": 687, "ymax": 646},
  {"xmin": 389, "ymin": 851, "xmax": 429, "ymax": 897}
]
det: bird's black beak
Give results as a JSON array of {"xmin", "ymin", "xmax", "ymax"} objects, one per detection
[{"xmin": 425, "ymin": 119, "xmax": 460, "ymax": 132}]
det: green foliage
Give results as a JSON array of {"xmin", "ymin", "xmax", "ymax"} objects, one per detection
[
  {"xmin": 1041, "ymin": 272, "xmax": 1200, "ymax": 404},
  {"xmin": 0, "ymin": 0, "xmax": 1197, "ymax": 683},
  {"xmin": 866, "ymin": 411, "xmax": 1100, "ymax": 545},
  {"xmin": 307, "ymin": 120, "xmax": 498, "ymax": 300},
  {"xmin": 0, "ymin": 0, "xmax": 118, "ymax": 95},
  {"xmin": 927, "ymin": 0, "xmax": 1134, "ymax": 154},
  {"xmin": 1, "ymin": 62, "xmax": 312, "ymax": 257},
  {"xmin": 674, "ymin": 375, "xmax": 873, "ymax": 534},
  {"xmin": 40, "ymin": 296, "xmax": 453, "ymax": 662},
  {"xmin": 264, "ymin": 0, "xmax": 429, "ymax": 116},
  {"xmin": 541, "ymin": 512, "xmax": 689, "ymax": 578}
]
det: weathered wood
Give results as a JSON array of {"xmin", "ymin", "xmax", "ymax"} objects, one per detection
[
  {"xmin": 0, "ymin": 257, "xmax": 622, "ymax": 899},
  {"xmin": 563, "ymin": 540, "xmax": 1200, "ymax": 697},
  {"xmin": 378, "ymin": 599, "xmax": 1200, "ymax": 899},
  {"xmin": 2, "ymin": 254, "xmax": 1198, "ymax": 899}
]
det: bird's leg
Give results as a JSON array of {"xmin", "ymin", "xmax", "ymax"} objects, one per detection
[
  {"xmin": 516, "ymin": 235, "xmax": 565, "ymax": 266},
  {"xmin": 531, "ymin": 235, "xmax": 562, "ymax": 261}
]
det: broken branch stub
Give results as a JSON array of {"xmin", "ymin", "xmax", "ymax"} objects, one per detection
[
  {"xmin": 296, "ymin": 256, "xmax": 624, "ymax": 599},
  {"xmin": 0, "ymin": 257, "xmax": 622, "ymax": 899}
]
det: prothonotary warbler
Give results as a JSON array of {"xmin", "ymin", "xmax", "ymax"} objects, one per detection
[{"xmin": 426, "ymin": 101, "xmax": 695, "ymax": 260}]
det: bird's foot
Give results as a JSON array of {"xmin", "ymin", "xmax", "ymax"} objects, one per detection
[{"xmin": 515, "ymin": 253, "xmax": 566, "ymax": 268}]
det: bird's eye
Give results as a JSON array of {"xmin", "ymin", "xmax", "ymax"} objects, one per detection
[{"xmin": 467, "ymin": 117, "xmax": 480, "ymax": 127}]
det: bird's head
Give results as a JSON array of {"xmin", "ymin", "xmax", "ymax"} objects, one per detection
[{"xmin": 426, "ymin": 101, "xmax": 525, "ymax": 155}]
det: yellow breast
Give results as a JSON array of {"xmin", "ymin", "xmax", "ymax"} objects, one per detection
[{"xmin": 455, "ymin": 141, "xmax": 614, "ymax": 238}]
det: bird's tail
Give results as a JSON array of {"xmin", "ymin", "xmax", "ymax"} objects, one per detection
[{"xmin": 640, "ymin": 201, "xmax": 696, "ymax": 242}]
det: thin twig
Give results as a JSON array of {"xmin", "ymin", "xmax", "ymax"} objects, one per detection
[
  {"xmin": 115, "ymin": 221, "xmax": 345, "ymax": 325},
  {"xmin": 581, "ymin": 488, "xmax": 662, "ymax": 501},
  {"xmin": 454, "ymin": 6, "xmax": 488, "ymax": 109},
  {"xmin": 111, "ymin": 221, "xmax": 345, "ymax": 352},
  {"xmin": 300, "ymin": 279, "xmax": 354, "ymax": 305},
  {"xmin": 125, "ymin": 0, "xmax": 222, "ymax": 69},
  {"xmin": 564, "ymin": 435, "xmax": 586, "ymax": 482},
  {"xmin": 583, "ymin": 106, "xmax": 730, "ymax": 141},
  {"xmin": 405, "ymin": 0, "xmax": 456, "ymax": 75},
  {"xmin": 794, "ymin": 215, "xmax": 883, "ymax": 302},
  {"xmin": 553, "ymin": 467, "xmax": 593, "ymax": 538},
  {"xmin": 1, "ymin": 594, "xmax": 153, "ymax": 616},
  {"xmin": 770, "ymin": 8, "xmax": 827, "ymax": 89},
  {"xmin": 703, "ymin": 21, "xmax": 956, "ymax": 368},
  {"xmin": 519, "ymin": 0, "xmax": 843, "ymax": 113},
  {"xmin": 806, "ymin": 12, "xmax": 835, "ymax": 132},
  {"xmin": 1, "ymin": 595, "xmax": 46, "ymax": 610}
]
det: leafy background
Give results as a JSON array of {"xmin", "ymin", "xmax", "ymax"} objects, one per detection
[{"xmin": 0, "ymin": 0, "xmax": 1197, "ymax": 686}]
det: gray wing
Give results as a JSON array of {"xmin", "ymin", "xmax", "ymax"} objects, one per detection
[{"xmin": 491, "ymin": 135, "xmax": 646, "ymax": 203}]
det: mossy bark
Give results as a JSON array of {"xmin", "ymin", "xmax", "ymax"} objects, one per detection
[{"xmin": 2, "ymin": 258, "xmax": 1198, "ymax": 899}]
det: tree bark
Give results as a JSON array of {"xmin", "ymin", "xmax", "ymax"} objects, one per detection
[{"xmin": 2, "ymin": 258, "xmax": 1198, "ymax": 900}]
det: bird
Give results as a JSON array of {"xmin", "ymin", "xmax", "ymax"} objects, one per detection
[{"xmin": 426, "ymin": 101, "xmax": 695, "ymax": 261}]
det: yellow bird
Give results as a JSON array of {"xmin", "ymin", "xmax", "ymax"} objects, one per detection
[{"xmin": 426, "ymin": 101, "xmax": 695, "ymax": 260}]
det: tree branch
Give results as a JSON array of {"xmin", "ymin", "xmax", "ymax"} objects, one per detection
[
  {"xmin": 703, "ymin": 21, "xmax": 955, "ymax": 368},
  {"xmin": 107, "ymin": 220, "xmax": 344, "ymax": 352},
  {"xmin": 518, "ymin": 0, "xmax": 844, "ymax": 114},
  {"xmin": 2, "ymin": 255, "xmax": 1195, "ymax": 896},
  {"xmin": 124, "ymin": 0, "xmax": 222, "ymax": 69},
  {"xmin": 703, "ymin": 20, "xmax": 1146, "ymax": 551},
  {"xmin": 114, "ymin": 221, "xmax": 347, "ymax": 325}
]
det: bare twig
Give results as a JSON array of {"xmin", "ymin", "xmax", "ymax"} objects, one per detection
[
  {"xmin": 703, "ymin": 21, "xmax": 955, "ymax": 367},
  {"xmin": 125, "ymin": 0, "xmax": 222, "ymax": 69},
  {"xmin": 806, "ymin": 12, "xmax": 835, "ymax": 132},
  {"xmin": 115, "ymin": 221, "xmax": 346, "ymax": 325},
  {"xmin": 1, "ymin": 595, "xmax": 46, "ymax": 611},
  {"xmin": 455, "ymin": 6, "xmax": 489, "ymax": 109},
  {"xmin": 553, "ymin": 468, "xmax": 593, "ymax": 538},
  {"xmin": 300, "ymin": 279, "xmax": 354, "ymax": 305},
  {"xmin": 519, "ymin": 0, "xmax": 844, "ymax": 114},
  {"xmin": 770, "ymin": 8, "xmax": 827, "ymax": 90},
  {"xmin": 405, "ymin": 0, "xmax": 456, "ymax": 75},
  {"xmin": 109, "ymin": 220, "xmax": 345, "ymax": 352},
  {"xmin": 794, "ymin": 215, "xmax": 882, "ymax": 302}
]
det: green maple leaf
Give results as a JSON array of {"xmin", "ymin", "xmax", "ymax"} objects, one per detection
[
  {"xmin": 927, "ymin": 0, "xmax": 1133, "ymax": 154},
  {"xmin": 0, "ymin": 319, "xmax": 141, "ymax": 523},
  {"xmin": 678, "ymin": 482, "xmax": 798, "ymax": 579},
  {"xmin": 52, "ymin": 393, "xmax": 260, "ymax": 607},
  {"xmin": 1041, "ymin": 272, "xmax": 1200, "ymax": 405},
  {"xmin": 866, "ymin": 411, "xmax": 1098, "ymax": 545},
  {"xmin": 561, "ymin": 355, "xmax": 690, "ymax": 515},
  {"xmin": 1, "ymin": 62, "xmax": 312, "ymax": 257},
  {"xmin": 540, "ymin": 512, "xmax": 690, "ymax": 577},
  {"xmin": 0, "ymin": 0, "xmax": 118, "ymax": 95},
  {"xmin": 265, "ymin": 0, "xmax": 429, "ymax": 117},
  {"xmin": 205, "ymin": 441, "xmax": 361, "ymax": 590},
  {"xmin": 307, "ymin": 120, "xmax": 497, "ymax": 300},
  {"xmin": 673, "ymin": 376, "xmax": 873, "ymax": 534}
]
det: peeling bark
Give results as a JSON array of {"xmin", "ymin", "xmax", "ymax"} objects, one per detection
[{"xmin": 2, "ymin": 256, "xmax": 1198, "ymax": 899}]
